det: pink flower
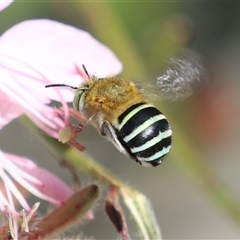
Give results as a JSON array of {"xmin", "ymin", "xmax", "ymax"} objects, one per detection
[
  {"xmin": 0, "ymin": 150, "xmax": 74, "ymax": 238},
  {"xmin": 0, "ymin": 0, "xmax": 13, "ymax": 12},
  {"xmin": 0, "ymin": 18, "xmax": 122, "ymax": 238},
  {"xmin": 0, "ymin": 19, "xmax": 122, "ymax": 136},
  {"xmin": 0, "ymin": 152, "xmax": 73, "ymax": 211}
]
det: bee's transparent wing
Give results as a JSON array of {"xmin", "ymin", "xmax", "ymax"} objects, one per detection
[{"xmin": 139, "ymin": 49, "xmax": 207, "ymax": 101}]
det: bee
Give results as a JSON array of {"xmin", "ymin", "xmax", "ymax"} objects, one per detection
[{"xmin": 46, "ymin": 49, "xmax": 206, "ymax": 167}]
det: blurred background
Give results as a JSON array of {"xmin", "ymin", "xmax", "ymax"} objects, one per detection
[{"xmin": 0, "ymin": 1, "xmax": 240, "ymax": 239}]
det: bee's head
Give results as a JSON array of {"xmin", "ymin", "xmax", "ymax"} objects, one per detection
[{"xmin": 73, "ymin": 87, "xmax": 89, "ymax": 111}]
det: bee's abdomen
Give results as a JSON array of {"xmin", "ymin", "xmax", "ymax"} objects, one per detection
[{"xmin": 117, "ymin": 102, "xmax": 172, "ymax": 166}]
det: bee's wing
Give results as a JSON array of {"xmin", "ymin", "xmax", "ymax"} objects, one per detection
[{"xmin": 138, "ymin": 49, "xmax": 208, "ymax": 101}]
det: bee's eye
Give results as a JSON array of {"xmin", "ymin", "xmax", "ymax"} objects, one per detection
[{"xmin": 73, "ymin": 89, "xmax": 86, "ymax": 111}]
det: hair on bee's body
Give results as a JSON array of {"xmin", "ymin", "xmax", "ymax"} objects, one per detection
[
  {"xmin": 71, "ymin": 75, "xmax": 172, "ymax": 167},
  {"xmin": 79, "ymin": 77, "xmax": 146, "ymax": 122}
]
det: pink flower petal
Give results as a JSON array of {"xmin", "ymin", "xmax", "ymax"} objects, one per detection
[
  {"xmin": 0, "ymin": 91, "xmax": 23, "ymax": 128},
  {"xmin": 30, "ymin": 167, "xmax": 73, "ymax": 205},
  {"xmin": 0, "ymin": 66, "xmax": 65, "ymax": 132},
  {"xmin": 6, "ymin": 153, "xmax": 73, "ymax": 205},
  {"xmin": 0, "ymin": 19, "xmax": 122, "ymax": 102},
  {"xmin": 0, "ymin": 0, "xmax": 13, "ymax": 12}
]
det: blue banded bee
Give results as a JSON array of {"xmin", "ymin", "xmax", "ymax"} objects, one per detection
[{"xmin": 46, "ymin": 49, "xmax": 206, "ymax": 167}]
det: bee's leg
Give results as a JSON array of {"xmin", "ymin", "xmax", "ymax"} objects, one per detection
[{"xmin": 100, "ymin": 121, "xmax": 130, "ymax": 157}]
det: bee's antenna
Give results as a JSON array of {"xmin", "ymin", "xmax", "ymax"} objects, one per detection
[
  {"xmin": 82, "ymin": 64, "xmax": 90, "ymax": 78},
  {"xmin": 45, "ymin": 84, "xmax": 78, "ymax": 90}
]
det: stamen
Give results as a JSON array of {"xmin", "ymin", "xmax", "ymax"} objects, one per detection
[
  {"xmin": 6, "ymin": 207, "xmax": 16, "ymax": 239},
  {"xmin": 21, "ymin": 203, "xmax": 40, "ymax": 233}
]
